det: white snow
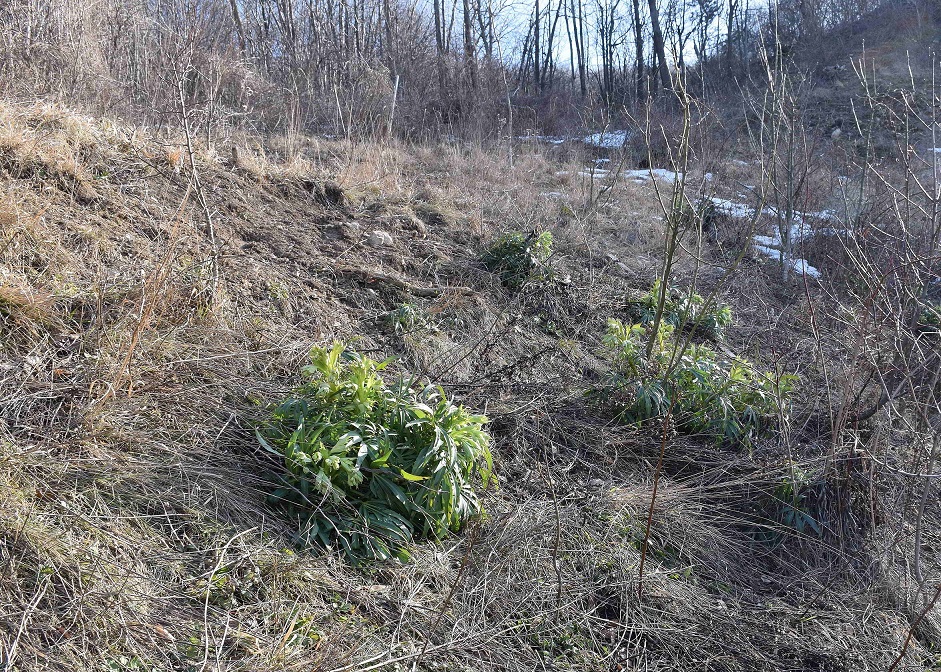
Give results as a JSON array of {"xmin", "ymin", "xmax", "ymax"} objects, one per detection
[
  {"xmin": 707, "ymin": 197, "xmax": 845, "ymax": 280},
  {"xmin": 578, "ymin": 169, "xmax": 611, "ymax": 178},
  {"xmin": 750, "ymin": 216, "xmax": 838, "ymax": 278},
  {"xmin": 709, "ymin": 197, "xmax": 842, "ymax": 230},
  {"xmin": 519, "ymin": 135, "xmax": 566, "ymax": 145},
  {"xmin": 624, "ymin": 168, "xmax": 683, "ymax": 183},
  {"xmin": 753, "ymin": 244, "xmax": 822, "ymax": 278},
  {"xmin": 583, "ymin": 130, "xmax": 632, "ymax": 148},
  {"xmin": 710, "ymin": 197, "xmax": 755, "ymax": 219}
]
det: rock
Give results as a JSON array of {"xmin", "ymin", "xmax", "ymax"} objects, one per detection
[
  {"xmin": 340, "ymin": 221, "xmax": 362, "ymax": 241},
  {"xmin": 604, "ymin": 252, "xmax": 630, "ymax": 274},
  {"xmin": 366, "ymin": 230, "xmax": 393, "ymax": 247}
]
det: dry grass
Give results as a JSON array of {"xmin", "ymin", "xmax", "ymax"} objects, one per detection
[{"xmin": 0, "ymin": 100, "xmax": 938, "ymax": 672}]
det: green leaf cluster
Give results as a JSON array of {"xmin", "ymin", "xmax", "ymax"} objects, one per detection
[
  {"xmin": 481, "ymin": 230, "xmax": 554, "ymax": 289},
  {"xmin": 257, "ymin": 343, "xmax": 494, "ymax": 562},
  {"xmin": 385, "ymin": 302, "xmax": 428, "ymax": 334},
  {"xmin": 917, "ymin": 303, "xmax": 941, "ymax": 335},
  {"xmin": 628, "ymin": 279, "xmax": 733, "ymax": 339},
  {"xmin": 772, "ymin": 463, "xmax": 822, "ymax": 536},
  {"xmin": 602, "ymin": 318, "xmax": 797, "ymax": 446}
]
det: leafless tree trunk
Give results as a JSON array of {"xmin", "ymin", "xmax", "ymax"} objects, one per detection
[
  {"xmin": 228, "ymin": 0, "xmax": 247, "ymax": 54},
  {"xmin": 433, "ymin": 0, "xmax": 447, "ymax": 95},
  {"xmin": 462, "ymin": 0, "xmax": 477, "ymax": 92},
  {"xmin": 533, "ymin": 0, "xmax": 541, "ymax": 90},
  {"xmin": 647, "ymin": 0, "xmax": 671, "ymax": 92},
  {"xmin": 632, "ymin": 0, "xmax": 645, "ymax": 100},
  {"xmin": 383, "ymin": 0, "xmax": 395, "ymax": 76},
  {"xmin": 540, "ymin": 0, "xmax": 564, "ymax": 90},
  {"xmin": 566, "ymin": 0, "xmax": 587, "ymax": 96}
]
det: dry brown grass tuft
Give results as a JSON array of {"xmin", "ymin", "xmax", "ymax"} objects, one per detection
[
  {"xmin": 165, "ymin": 147, "xmax": 184, "ymax": 173},
  {"xmin": 0, "ymin": 282, "xmax": 55, "ymax": 328}
]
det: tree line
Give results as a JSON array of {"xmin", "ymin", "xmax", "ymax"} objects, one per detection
[{"xmin": 0, "ymin": 0, "xmax": 896, "ymax": 139}]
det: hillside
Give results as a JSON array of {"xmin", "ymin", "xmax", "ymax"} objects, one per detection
[{"xmin": 1, "ymin": 75, "xmax": 940, "ymax": 672}]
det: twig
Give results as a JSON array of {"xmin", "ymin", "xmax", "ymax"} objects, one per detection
[
  {"xmin": 887, "ymin": 582, "xmax": 941, "ymax": 672},
  {"xmin": 3, "ymin": 573, "xmax": 50, "ymax": 668},
  {"xmin": 411, "ymin": 523, "xmax": 481, "ymax": 672},
  {"xmin": 637, "ymin": 395, "xmax": 676, "ymax": 598},
  {"xmin": 178, "ymin": 65, "xmax": 221, "ymax": 305}
]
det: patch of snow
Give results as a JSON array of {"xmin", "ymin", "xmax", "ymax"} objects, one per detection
[
  {"xmin": 519, "ymin": 135, "xmax": 566, "ymax": 145},
  {"xmin": 753, "ymin": 243, "xmax": 778, "ymax": 257},
  {"xmin": 578, "ymin": 169, "xmax": 611, "ymax": 178},
  {"xmin": 653, "ymin": 169, "xmax": 683, "ymax": 182},
  {"xmin": 704, "ymin": 173, "xmax": 714, "ymax": 181},
  {"xmin": 624, "ymin": 168, "xmax": 683, "ymax": 183},
  {"xmin": 710, "ymin": 197, "xmax": 755, "ymax": 219},
  {"xmin": 709, "ymin": 197, "xmax": 844, "ymax": 232},
  {"xmin": 812, "ymin": 209, "xmax": 839, "ymax": 221},
  {"xmin": 708, "ymin": 195, "xmax": 849, "ymax": 279},
  {"xmin": 733, "ymin": 160, "xmax": 750, "ymax": 167},
  {"xmin": 583, "ymin": 130, "xmax": 632, "ymax": 148},
  {"xmin": 753, "ymin": 244, "xmax": 822, "ymax": 279}
]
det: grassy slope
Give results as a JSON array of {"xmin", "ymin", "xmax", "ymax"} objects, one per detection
[{"xmin": 0, "ymin": 99, "xmax": 937, "ymax": 672}]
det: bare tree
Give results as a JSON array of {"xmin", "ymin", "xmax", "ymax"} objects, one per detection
[
  {"xmin": 647, "ymin": 0, "xmax": 671, "ymax": 92},
  {"xmin": 632, "ymin": 0, "xmax": 646, "ymax": 100},
  {"xmin": 462, "ymin": 0, "xmax": 478, "ymax": 92}
]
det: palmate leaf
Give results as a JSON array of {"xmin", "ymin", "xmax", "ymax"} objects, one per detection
[
  {"xmin": 602, "ymin": 297, "xmax": 796, "ymax": 448},
  {"xmin": 482, "ymin": 230, "xmax": 554, "ymax": 289},
  {"xmin": 259, "ymin": 343, "xmax": 494, "ymax": 562}
]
